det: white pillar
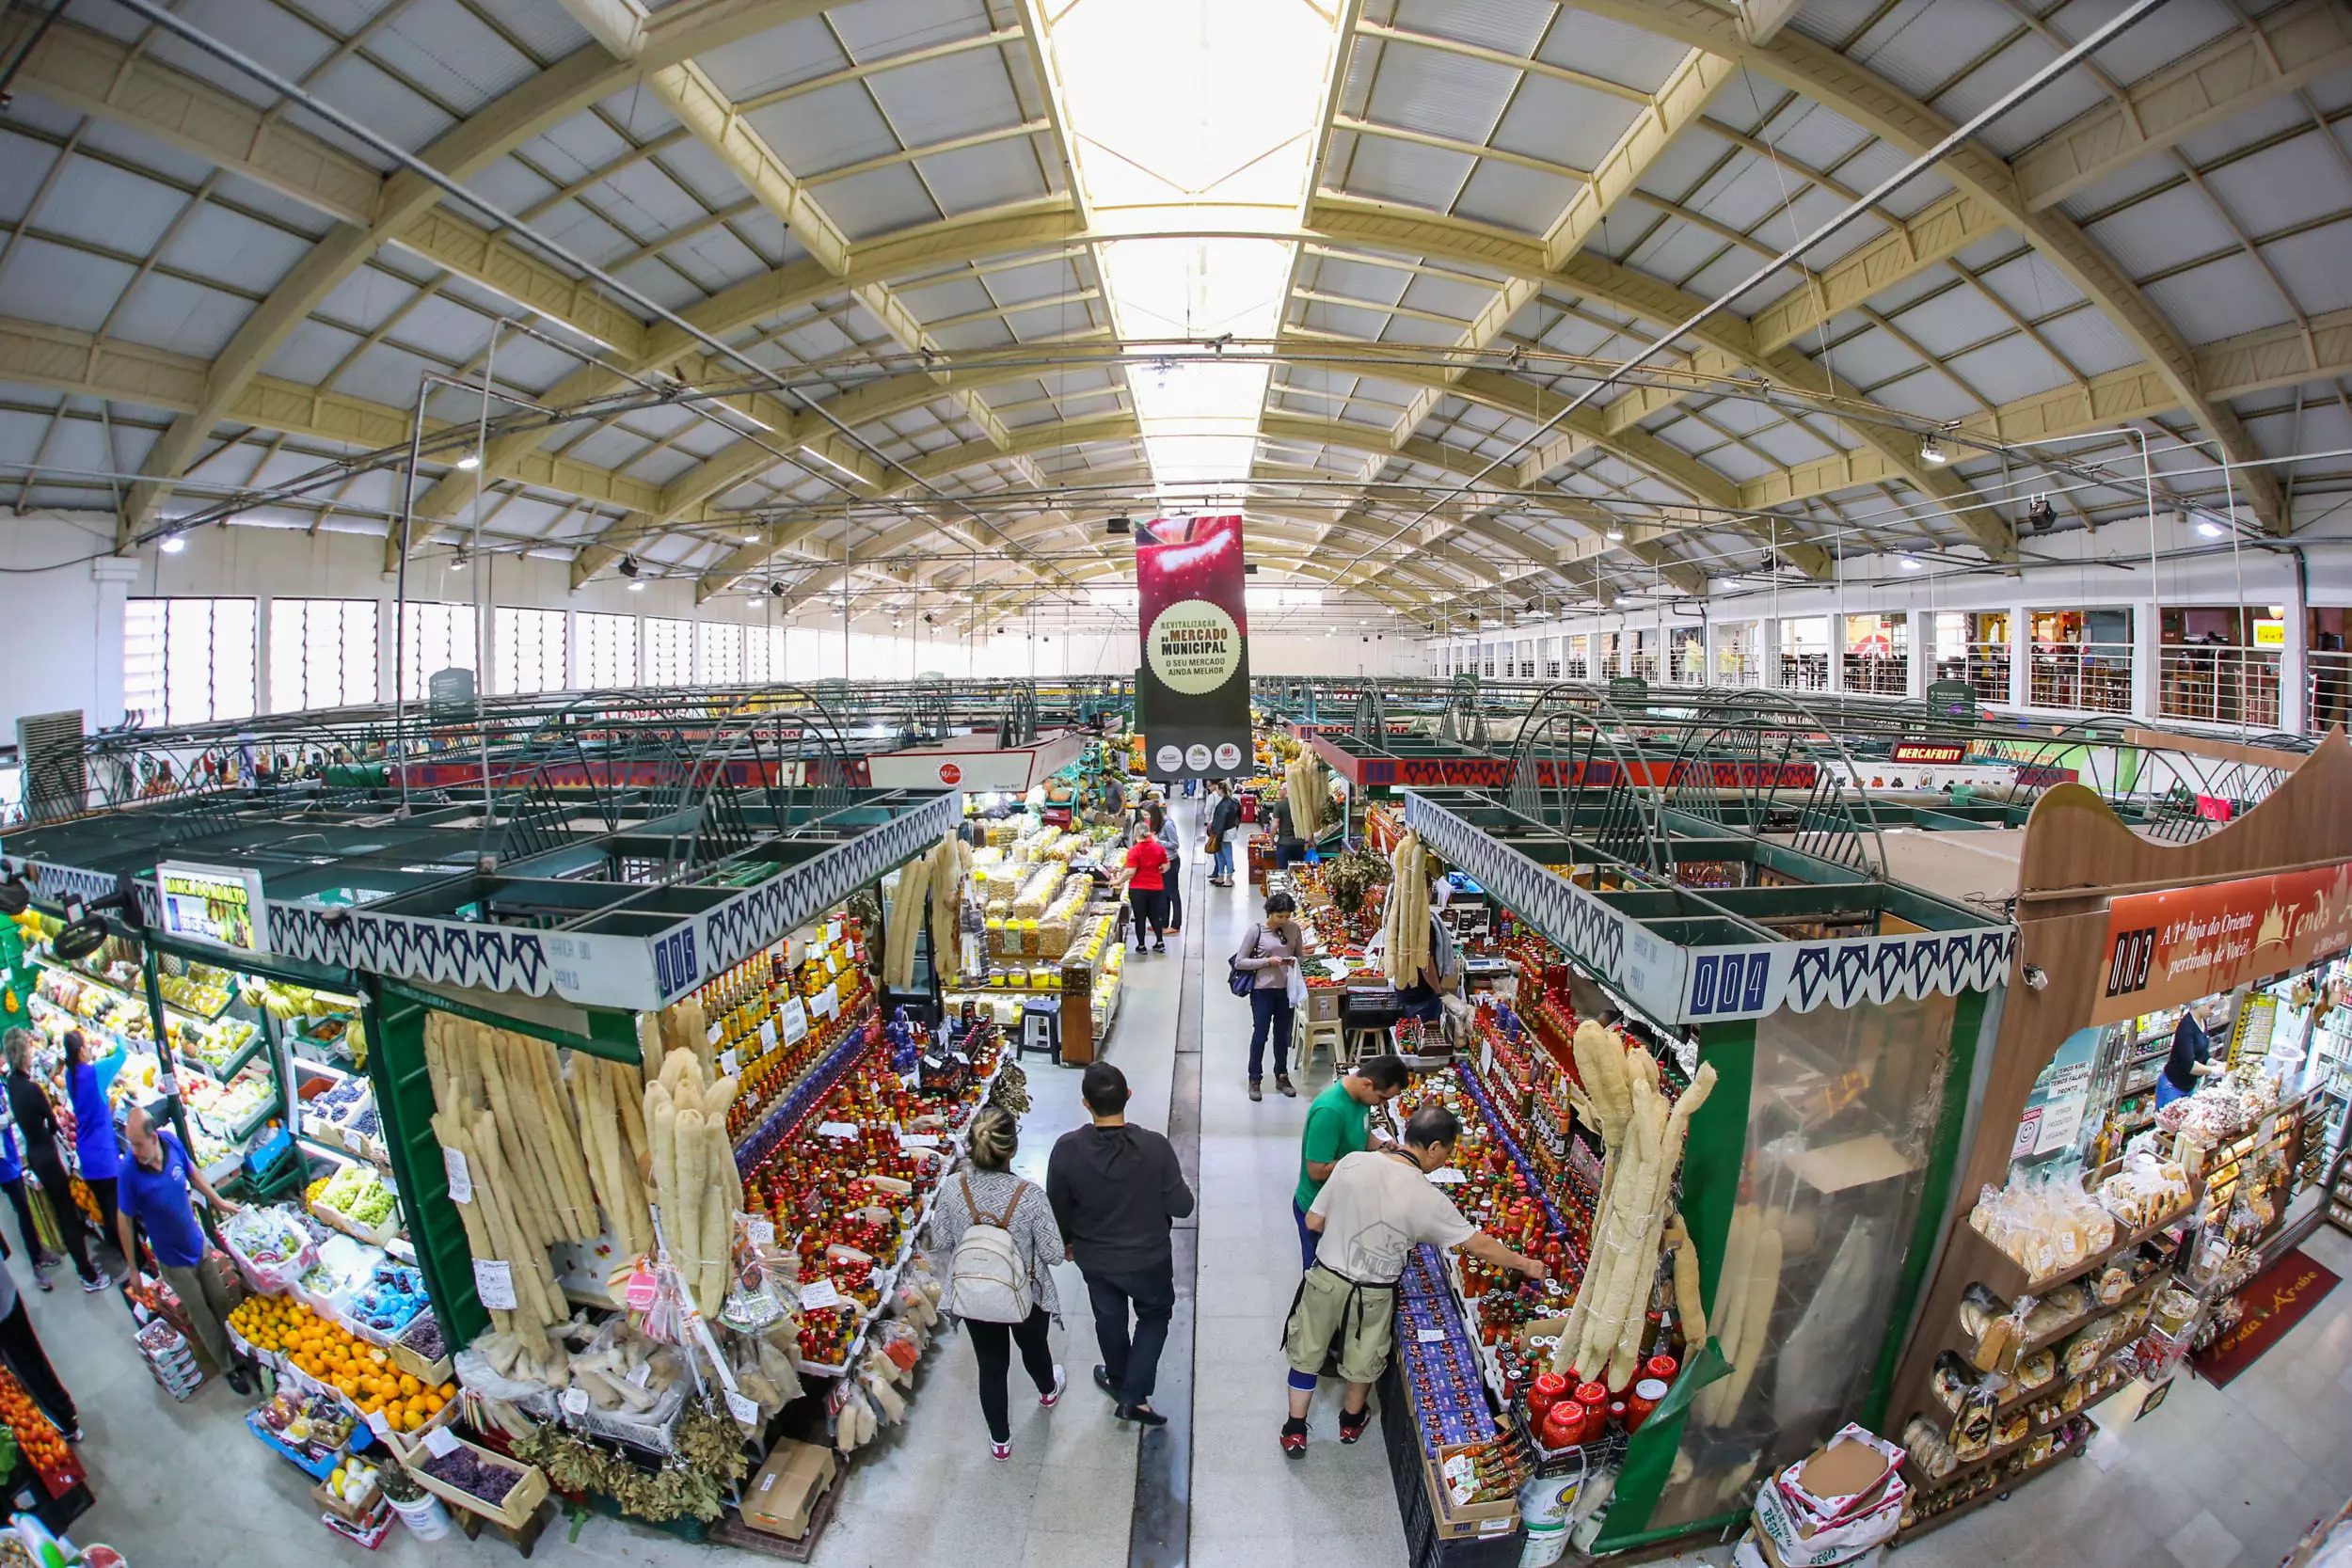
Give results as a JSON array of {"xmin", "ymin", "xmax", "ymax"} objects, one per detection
[
  {"xmin": 90, "ymin": 557, "xmax": 137, "ymax": 726},
  {"xmin": 2131, "ymin": 601, "xmax": 2159, "ymax": 721},
  {"xmin": 2010, "ymin": 607, "xmax": 2033, "ymax": 712},
  {"xmin": 1908, "ymin": 611, "xmax": 1931, "ymax": 701},
  {"xmin": 1759, "ymin": 617, "xmax": 1782, "ymax": 690},
  {"xmin": 2281, "ymin": 581, "xmax": 2310, "ymax": 737},
  {"xmin": 1829, "ymin": 611, "xmax": 1847, "ymax": 695}
]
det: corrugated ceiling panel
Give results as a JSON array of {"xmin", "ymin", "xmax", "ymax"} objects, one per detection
[
  {"xmin": 1303, "ymin": 256, "xmax": 1409, "ymax": 307},
  {"xmin": 590, "ymin": 160, "xmax": 709, "ymax": 238},
  {"xmin": 931, "ymin": 317, "xmax": 1015, "ymax": 352},
  {"xmin": 621, "ymin": 448, "xmax": 698, "ymax": 488},
  {"xmin": 462, "ymin": 0, "xmax": 593, "ymax": 61},
  {"xmin": 34, "ymin": 157, "xmax": 187, "ymax": 257},
  {"xmin": 1968, "ymin": 251, "xmax": 2089, "ymax": 322},
  {"xmin": 1738, "ymin": 416, "xmax": 1841, "ymax": 466},
  {"xmin": 1492, "ymin": 76, "xmax": 1647, "ymax": 172},
  {"xmin": 1692, "ymin": 440, "xmax": 1775, "ymax": 484},
  {"xmin": 2261, "ymin": 220, "xmax": 2352, "ymax": 316},
  {"xmin": 1932, "ymin": 34, "xmax": 2105, "ymax": 160},
  {"xmin": 564, "ymin": 425, "xmax": 653, "ymax": 472},
  {"xmin": 865, "ymin": 53, "xmax": 1024, "ymax": 149},
  {"xmin": 2086, "ymin": 183, "xmax": 2238, "ymax": 276},
  {"xmin": 1636, "ymin": 125, "xmax": 1741, "ymax": 207},
  {"xmin": 2069, "ymin": 0, "xmax": 2239, "ymax": 84},
  {"xmin": 1624, "ymin": 217, "xmax": 1726, "ymax": 283},
  {"xmin": 2206, "ymin": 136, "xmax": 2352, "ymax": 238},
  {"xmin": 301, "ymin": 55, "xmax": 453, "ymax": 154},
  {"xmin": 1452, "ymin": 160, "xmax": 1579, "ymax": 235},
  {"xmin": 749, "ymin": 84, "xmax": 899, "ymax": 175},
  {"xmin": 330, "ymin": 341, "xmax": 447, "ymax": 407},
  {"xmin": 1400, "ymin": 273, "xmax": 1502, "ymax": 322},
  {"xmin": 821, "ymin": 165, "xmax": 945, "ymax": 238},
  {"xmin": 1004, "ymin": 298, "xmax": 1091, "ymax": 339},
  {"xmin": 146, "ymin": 2, "xmax": 332, "ymax": 113},
  {"xmin": 773, "ymin": 315, "xmax": 860, "ymax": 362},
  {"xmin": 901, "ymin": 276, "xmax": 997, "ymax": 320},
  {"xmin": 262, "ymin": 320, "xmax": 361, "ymax": 387},
  {"xmin": 694, "ymin": 17, "xmax": 848, "ymax": 101},
  {"xmin": 1339, "ymin": 135, "xmax": 1475, "ymax": 212},
  {"xmin": 1756, "ymin": 99, "xmax": 1872, "ymax": 174},
  {"xmin": 1540, "ymin": 9, "xmax": 1695, "ymax": 94},
  {"xmin": 1872, "ymin": 168, "xmax": 1957, "ymax": 221},
  {"xmin": 1379, "ymin": 313, "xmax": 1469, "ymax": 350},
  {"xmin": 530, "ymin": 200, "xmax": 638, "ymax": 270},
  {"xmin": 1866, "ymin": 365, "xmax": 1977, "ymax": 422},
  {"xmin": 374, "ymin": 0, "xmax": 541, "ymax": 116},
  {"xmin": 828, "ymin": 0, "xmax": 995, "ymax": 63},
  {"xmin": 664, "ymin": 225, "xmax": 772, "ymax": 294},
  {"xmin": 608, "ymin": 254, "xmax": 702, "ymax": 314},
  {"xmin": 0, "ymin": 239, "xmax": 133, "ymax": 333},
  {"xmin": 1299, "ymin": 298, "xmax": 1393, "ymax": 341},
  {"xmin": 1888, "ymin": 285, "xmax": 2013, "ymax": 356},
  {"xmin": 1941, "ymin": 337, "xmax": 2076, "ymax": 404},
  {"xmin": 1391, "ymin": 0, "xmax": 1550, "ymax": 56},
  {"xmin": 1364, "ymin": 49, "xmax": 1515, "ymax": 144},
  {"xmin": 916, "ymin": 140, "xmax": 1046, "ymax": 216},
  {"xmin": 1845, "ymin": 0, "xmax": 2011, "ymax": 101},
  {"xmin": 137, "ymin": 274, "xmax": 263, "ymax": 370},
  {"xmin": 528, "ymin": 113, "xmax": 636, "ymax": 186},
  {"xmin": 2055, "ymin": 149, "xmax": 2181, "ymax": 224}
]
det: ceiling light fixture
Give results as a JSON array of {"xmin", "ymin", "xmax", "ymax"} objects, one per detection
[
  {"xmin": 618, "ymin": 554, "xmax": 641, "ymax": 578},
  {"xmin": 771, "ymin": 582, "xmax": 788, "ymax": 598},
  {"xmin": 455, "ymin": 452, "xmax": 481, "ymax": 471},
  {"xmin": 1918, "ymin": 434, "xmax": 1949, "ymax": 466},
  {"xmin": 2025, "ymin": 495, "xmax": 2056, "ymax": 533},
  {"xmin": 451, "ymin": 547, "xmax": 469, "ymax": 572},
  {"xmin": 159, "ymin": 535, "xmax": 186, "ymax": 554},
  {"xmin": 628, "ymin": 578, "xmax": 646, "ymax": 593},
  {"xmin": 1899, "ymin": 555, "xmax": 1921, "ymax": 570},
  {"xmin": 2197, "ymin": 520, "xmax": 2226, "ymax": 539},
  {"xmin": 1606, "ymin": 526, "xmax": 1626, "ymax": 542}
]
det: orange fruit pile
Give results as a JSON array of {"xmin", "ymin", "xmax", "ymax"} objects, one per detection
[{"xmin": 227, "ymin": 1295, "xmax": 455, "ymax": 1432}]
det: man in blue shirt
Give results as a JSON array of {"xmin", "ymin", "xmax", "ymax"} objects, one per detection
[{"xmin": 116, "ymin": 1106, "xmax": 250, "ymax": 1395}]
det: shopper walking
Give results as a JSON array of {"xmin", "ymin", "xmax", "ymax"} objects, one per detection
[
  {"xmin": 61, "ymin": 1032, "xmax": 120, "ymax": 1251},
  {"xmin": 116, "ymin": 1106, "xmax": 252, "ymax": 1395},
  {"xmin": 0, "ymin": 1259, "xmax": 77, "ymax": 1441},
  {"xmin": 1120, "ymin": 813, "xmax": 1171, "ymax": 954},
  {"xmin": 1279, "ymin": 1107, "xmax": 1546, "ymax": 1453},
  {"xmin": 0, "ymin": 1112, "xmax": 59, "ymax": 1289},
  {"xmin": 2, "ymin": 1032, "xmax": 105, "ymax": 1292},
  {"xmin": 1045, "ymin": 1064, "xmax": 1193, "ymax": 1427},
  {"xmin": 1203, "ymin": 781, "xmax": 1241, "ymax": 886},
  {"xmin": 1232, "ymin": 892, "xmax": 1308, "ymax": 1101},
  {"xmin": 928, "ymin": 1106, "xmax": 1067, "ymax": 1461},
  {"xmin": 1292, "ymin": 1054, "xmax": 1410, "ymax": 1269}
]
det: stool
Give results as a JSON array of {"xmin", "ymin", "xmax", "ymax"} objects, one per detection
[
  {"xmin": 1343, "ymin": 1026, "xmax": 1391, "ymax": 1068},
  {"xmin": 1300, "ymin": 1017, "xmax": 1344, "ymax": 1070},
  {"xmin": 1017, "ymin": 997, "xmax": 1062, "ymax": 1065}
]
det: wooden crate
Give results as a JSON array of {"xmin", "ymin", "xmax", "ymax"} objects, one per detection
[{"xmin": 402, "ymin": 1434, "xmax": 549, "ymax": 1529}]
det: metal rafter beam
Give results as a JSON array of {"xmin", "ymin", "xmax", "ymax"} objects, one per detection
[
  {"xmin": 87, "ymin": 0, "xmax": 839, "ymax": 535},
  {"xmin": 1568, "ymin": 0, "xmax": 2287, "ymax": 532},
  {"xmin": 1381, "ymin": 45, "xmax": 1733, "ymax": 447}
]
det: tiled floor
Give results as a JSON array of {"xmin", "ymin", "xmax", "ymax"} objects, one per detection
[{"xmin": 24, "ymin": 812, "xmax": 2352, "ymax": 1565}]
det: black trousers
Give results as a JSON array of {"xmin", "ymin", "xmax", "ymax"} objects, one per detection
[
  {"xmin": 25, "ymin": 1159, "xmax": 95, "ymax": 1284},
  {"xmin": 85, "ymin": 1177, "xmax": 119, "ymax": 1256},
  {"xmin": 1084, "ymin": 1263, "xmax": 1175, "ymax": 1406},
  {"xmin": 0, "ymin": 1297, "xmax": 74, "ymax": 1433},
  {"xmin": 1164, "ymin": 868, "xmax": 1184, "ymax": 932},
  {"xmin": 1128, "ymin": 887, "xmax": 1167, "ymax": 945},
  {"xmin": 965, "ymin": 1306, "xmax": 1057, "ymax": 1443},
  {"xmin": 0, "ymin": 1179, "xmax": 42, "ymax": 1265}
]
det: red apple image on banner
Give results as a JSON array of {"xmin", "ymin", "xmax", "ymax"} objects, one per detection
[{"xmin": 1135, "ymin": 515, "xmax": 1251, "ymax": 782}]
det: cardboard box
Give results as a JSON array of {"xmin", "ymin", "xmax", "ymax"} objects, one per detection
[
  {"xmin": 739, "ymin": 1441, "xmax": 836, "ymax": 1540},
  {"xmin": 1307, "ymin": 986, "xmax": 1342, "ymax": 1023}
]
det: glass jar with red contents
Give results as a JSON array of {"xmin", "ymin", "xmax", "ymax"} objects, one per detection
[
  {"xmin": 1574, "ymin": 1381, "xmax": 1609, "ymax": 1426},
  {"xmin": 1540, "ymin": 1397, "xmax": 1586, "ymax": 1449},
  {"xmin": 1527, "ymin": 1372, "xmax": 1568, "ymax": 1424}
]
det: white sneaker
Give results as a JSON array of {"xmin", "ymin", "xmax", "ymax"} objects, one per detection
[
  {"xmin": 990, "ymin": 1440, "xmax": 1012, "ymax": 1461},
  {"xmin": 1040, "ymin": 1366, "xmax": 1067, "ymax": 1408}
]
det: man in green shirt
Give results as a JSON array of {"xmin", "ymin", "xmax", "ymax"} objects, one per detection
[{"xmin": 1292, "ymin": 1054, "xmax": 1409, "ymax": 1269}]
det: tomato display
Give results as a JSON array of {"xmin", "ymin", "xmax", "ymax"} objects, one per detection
[{"xmin": 0, "ymin": 1366, "xmax": 80, "ymax": 1497}]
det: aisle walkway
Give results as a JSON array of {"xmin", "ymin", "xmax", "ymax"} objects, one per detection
[{"xmin": 27, "ymin": 808, "xmax": 2352, "ymax": 1567}]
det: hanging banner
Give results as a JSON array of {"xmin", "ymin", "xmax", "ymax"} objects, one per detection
[
  {"xmin": 1134, "ymin": 514, "xmax": 1251, "ymax": 781},
  {"xmin": 2094, "ymin": 860, "xmax": 2352, "ymax": 1025}
]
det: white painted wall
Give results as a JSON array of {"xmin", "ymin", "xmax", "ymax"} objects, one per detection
[{"xmin": 0, "ymin": 514, "xmax": 1426, "ymax": 730}]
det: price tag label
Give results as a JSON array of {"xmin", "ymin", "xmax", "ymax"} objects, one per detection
[
  {"xmin": 420, "ymin": 1426, "xmax": 461, "ymax": 1458},
  {"xmin": 724, "ymin": 1389, "xmax": 762, "ymax": 1428},
  {"xmin": 780, "ymin": 1000, "xmax": 809, "ymax": 1045},
  {"xmin": 443, "ymin": 1147, "xmax": 472, "ymax": 1204},
  {"xmin": 628, "ymin": 1361, "xmax": 653, "ymax": 1389},
  {"xmin": 799, "ymin": 1279, "xmax": 844, "ymax": 1311},
  {"xmin": 825, "ymin": 919, "xmax": 842, "ymax": 946},
  {"xmin": 812, "ymin": 983, "xmax": 838, "ymax": 1020},
  {"xmin": 471, "ymin": 1258, "xmax": 516, "ymax": 1309},
  {"xmin": 746, "ymin": 1217, "xmax": 776, "ymax": 1247},
  {"xmin": 719, "ymin": 1048, "xmax": 739, "ymax": 1077},
  {"xmin": 1416, "ymin": 1328, "xmax": 1448, "ymax": 1343},
  {"xmin": 365, "ymin": 1410, "xmax": 392, "ymax": 1440},
  {"xmin": 758, "ymin": 1019, "xmax": 778, "ymax": 1052},
  {"xmin": 561, "ymin": 1386, "xmax": 591, "ymax": 1418},
  {"xmin": 1428, "ymin": 1167, "xmax": 1465, "ymax": 1185},
  {"xmin": 818, "ymin": 1121, "xmax": 859, "ymax": 1141},
  {"xmin": 898, "ymin": 1132, "xmax": 942, "ymax": 1149},
  {"xmin": 706, "ymin": 1022, "xmax": 723, "ymax": 1047}
]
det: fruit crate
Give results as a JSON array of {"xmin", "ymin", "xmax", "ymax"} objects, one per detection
[
  {"xmin": 388, "ymin": 1313, "xmax": 453, "ymax": 1385},
  {"xmin": 403, "ymin": 1433, "xmax": 550, "ymax": 1529}
]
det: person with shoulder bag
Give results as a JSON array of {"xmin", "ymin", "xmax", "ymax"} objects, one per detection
[
  {"xmin": 1232, "ymin": 892, "xmax": 1307, "ymax": 1101},
  {"xmin": 1203, "ymin": 781, "xmax": 1242, "ymax": 886},
  {"xmin": 928, "ymin": 1106, "xmax": 1068, "ymax": 1460},
  {"xmin": 1394, "ymin": 909, "xmax": 1461, "ymax": 1024}
]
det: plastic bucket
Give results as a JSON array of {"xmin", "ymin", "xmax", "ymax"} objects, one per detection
[{"xmin": 389, "ymin": 1493, "xmax": 451, "ymax": 1541}]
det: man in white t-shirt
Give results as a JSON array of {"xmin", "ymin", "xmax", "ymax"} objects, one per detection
[{"xmin": 1278, "ymin": 1106, "xmax": 1547, "ymax": 1453}]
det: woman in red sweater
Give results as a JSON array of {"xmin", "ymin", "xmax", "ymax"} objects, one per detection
[{"xmin": 1121, "ymin": 809, "xmax": 1171, "ymax": 954}]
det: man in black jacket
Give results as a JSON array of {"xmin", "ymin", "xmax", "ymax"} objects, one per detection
[{"xmin": 1044, "ymin": 1062, "xmax": 1194, "ymax": 1426}]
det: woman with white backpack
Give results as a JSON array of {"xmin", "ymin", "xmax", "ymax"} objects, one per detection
[{"xmin": 927, "ymin": 1104, "xmax": 1069, "ymax": 1459}]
